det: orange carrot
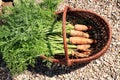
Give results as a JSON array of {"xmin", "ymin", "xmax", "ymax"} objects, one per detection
[
  {"xmin": 82, "ymin": 51, "xmax": 91, "ymax": 55},
  {"xmin": 70, "ymin": 37, "xmax": 95, "ymax": 45},
  {"xmin": 72, "ymin": 51, "xmax": 89, "ymax": 58},
  {"xmin": 77, "ymin": 45, "xmax": 91, "ymax": 51},
  {"xmin": 74, "ymin": 24, "xmax": 92, "ymax": 31},
  {"xmin": 70, "ymin": 30, "xmax": 90, "ymax": 38}
]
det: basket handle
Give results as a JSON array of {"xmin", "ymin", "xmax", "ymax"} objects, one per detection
[{"xmin": 62, "ymin": 6, "xmax": 71, "ymax": 66}]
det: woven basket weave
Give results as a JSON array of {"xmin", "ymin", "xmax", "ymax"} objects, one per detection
[{"xmin": 41, "ymin": 6, "xmax": 112, "ymax": 66}]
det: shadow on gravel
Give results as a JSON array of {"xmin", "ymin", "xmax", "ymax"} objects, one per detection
[
  {"xmin": 28, "ymin": 58, "xmax": 89, "ymax": 77},
  {"xmin": 0, "ymin": 54, "xmax": 12, "ymax": 80}
]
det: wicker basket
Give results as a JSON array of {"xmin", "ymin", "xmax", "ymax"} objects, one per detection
[{"xmin": 41, "ymin": 6, "xmax": 112, "ymax": 66}]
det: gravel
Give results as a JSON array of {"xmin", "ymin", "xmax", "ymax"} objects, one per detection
[{"xmin": 1, "ymin": 0, "xmax": 120, "ymax": 80}]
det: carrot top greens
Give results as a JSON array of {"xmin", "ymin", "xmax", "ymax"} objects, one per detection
[{"xmin": 0, "ymin": 0, "xmax": 62, "ymax": 75}]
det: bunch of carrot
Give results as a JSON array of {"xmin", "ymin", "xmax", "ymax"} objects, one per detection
[
  {"xmin": 68, "ymin": 24, "xmax": 96, "ymax": 58},
  {"xmin": 48, "ymin": 22, "xmax": 96, "ymax": 58}
]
